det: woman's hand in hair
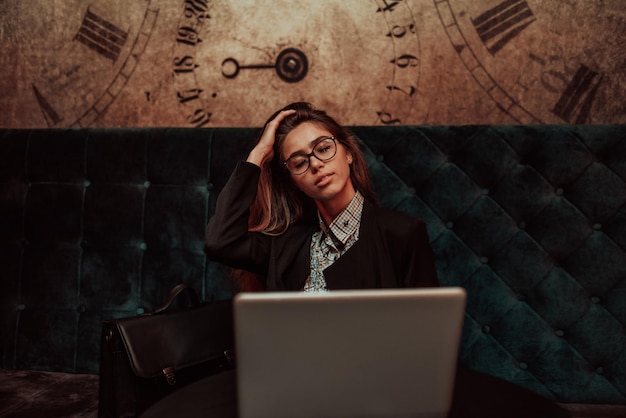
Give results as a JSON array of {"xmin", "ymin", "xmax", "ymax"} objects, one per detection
[{"xmin": 247, "ymin": 109, "xmax": 296, "ymax": 167}]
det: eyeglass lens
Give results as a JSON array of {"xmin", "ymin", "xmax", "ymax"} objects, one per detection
[{"xmin": 286, "ymin": 137, "xmax": 336, "ymax": 174}]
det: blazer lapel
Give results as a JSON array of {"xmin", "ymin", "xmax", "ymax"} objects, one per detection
[
  {"xmin": 270, "ymin": 220, "xmax": 316, "ymax": 290},
  {"xmin": 324, "ymin": 203, "xmax": 381, "ymax": 289}
]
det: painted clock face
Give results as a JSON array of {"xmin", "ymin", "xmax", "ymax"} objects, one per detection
[
  {"xmin": 434, "ymin": 0, "xmax": 626, "ymax": 124},
  {"xmin": 7, "ymin": 0, "xmax": 158, "ymax": 128},
  {"xmin": 171, "ymin": 0, "xmax": 436, "ymax": 127},
  {"xmin": 3, "ymin": 0, "xmax": 623, "ymax": 128}
]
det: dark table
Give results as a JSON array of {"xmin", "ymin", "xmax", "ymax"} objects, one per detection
[{"xmin": 139, "ymin": 366, "xmax": 570, "ymax": 418}]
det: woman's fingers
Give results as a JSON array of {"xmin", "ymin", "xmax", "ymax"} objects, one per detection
[
  {"xmin": 261, "ymin": 109, "xmax": 296, "ymax": 145},
  {"xmin": 247, "ymin": 109, "xmax": 296, "ymax": 167}
]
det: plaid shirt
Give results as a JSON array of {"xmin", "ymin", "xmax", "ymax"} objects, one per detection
[{"xmin": 303, "ymin": 191, "xmax": 364, "ymax": 292}]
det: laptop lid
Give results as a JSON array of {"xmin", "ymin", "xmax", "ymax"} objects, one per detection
[{"xmin": 234, "ymin": 287, "xmax": 466, "ymax": 418}]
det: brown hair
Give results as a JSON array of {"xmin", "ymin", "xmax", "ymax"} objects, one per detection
[
  {"xmin": 233, "ymin": 102, "xmax": 378, "ymax": 292},
  {"xmin": 250, "ymin": 102, "xmax": 378, "ymax": 235}
]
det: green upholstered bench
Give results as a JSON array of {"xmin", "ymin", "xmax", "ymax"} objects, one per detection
[{"xmin": 1, "ymin": 125, "xmax": 625, "ymax": 412}]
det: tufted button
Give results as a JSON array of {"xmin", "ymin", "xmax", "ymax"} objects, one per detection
[
  {"xmin": 591, "ymin": 296, "xmax": 601, "ymax": 304},
  {"xmin": 76, "ymin": 304, "xmax": 86, "ymax": 314},
  {"xmin": 137, "ymin": 307, "xmax": 145, "ymax": 315},
  {"xmin": 555, "ymin": 329, "xmax": 565, "ymax": 337},
  {"xmin": 446, "ymin": 221, "xmax": 454, "ymax": 229},
  {"xmin": 596, "ymin": 367, "xmax": 604, "ymax": 374},
  {"xmin": 144, "ymin": 181, "xmax": 151, "ymax": 188},
  {"xmin": 139, "ymin": 242, "xmax": 148, "ymax": 251},
  {"xmin": 518, "ymin": 221, "xmax": 526, "ymax": 229},
  {"xmin": 407, "ymin": 187, "xmax": 416, "ymax": 194},
  {"xmin": 481, "ymin": 189, "xmax": 489, "ymax": 195},
  {"xmin": 84, "ymin": 180, "xmax": 91, "ymax": 187},
  {"xmin": 593, "ymin": 223, "xmax": 602, "ymax": 230},
  {"xmin": 480, "ymin": 257, "xmax": 489, "ymax": 264},
  {"xmin": 376, "ymin": 155, "xmax": 384, "ymax": 162},
  {"xmin": 555, "ymin": 188, "xmax": 564, "ymax": 196},
  {"xmin": 207, "ymin": 183, "xmax": 214, "ymax": 191},
  {"xmin": 519, "ymin": 362, "xmax": 528, "ymax": 370},
  {"xmin": 516, "ymin": 293, "xmax": 525, "ymax": 301},
  {"xmin": 17, "ymin": 304, "xmax": 26, "ymax": 311},
  {"xmin": 482, "ymin": 325, "xmax": 491, "ymax": 334}
]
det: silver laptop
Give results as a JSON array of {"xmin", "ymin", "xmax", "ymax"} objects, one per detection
[{"xmin": 234, "ymin": 287, "xmax": 466, "ymax": 418}]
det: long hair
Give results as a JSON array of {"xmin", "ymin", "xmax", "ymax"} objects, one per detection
[
  {"xmin": 250, "ymin": 102, "xmax": 378, "ymax": 235},
  {"xmin": 232, "ymin": 102, "xmax": 378, "ymax": 292}
]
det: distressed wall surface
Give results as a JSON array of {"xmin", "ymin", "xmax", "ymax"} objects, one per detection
[{"xmin": 0, "ymin": 0, "xmax": 624, "ymax": 128}]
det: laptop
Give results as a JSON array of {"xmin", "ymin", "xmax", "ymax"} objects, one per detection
[{"xmin": 234, "ymin": 287, "xmax": 466, "ymax": 418}]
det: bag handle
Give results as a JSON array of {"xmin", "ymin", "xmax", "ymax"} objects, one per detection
[{"xmin": 152, "ymin": 283, "xmax": 200, "ymax": 314}]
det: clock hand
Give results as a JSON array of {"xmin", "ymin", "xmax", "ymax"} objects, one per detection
[
  {"xmin": 221, "ymin": 58, "xmax": 274, "ymax": 79},
  {"xmin": 221, "ymin": 47, "xmax": 308, "ymax": 83}
]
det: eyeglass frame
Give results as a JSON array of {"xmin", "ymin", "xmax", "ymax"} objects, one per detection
[{"xmin": 282, "ymin": 136, "xmax": 338, "ymax": 175}]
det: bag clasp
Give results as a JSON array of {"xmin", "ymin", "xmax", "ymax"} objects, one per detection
[{"xmin": 163, "ymin": 367, "xmax": 176, "ymax": 385}]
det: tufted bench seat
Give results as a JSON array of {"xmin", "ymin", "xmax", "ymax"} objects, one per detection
[{"xmin": 1, "ymin": 125, "xmax": 625, "ymax": 413}]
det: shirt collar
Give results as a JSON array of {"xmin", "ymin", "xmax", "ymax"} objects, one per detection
[{"xmin": 318, "ymin": 191, "xmax": 364, "ymax": 246}]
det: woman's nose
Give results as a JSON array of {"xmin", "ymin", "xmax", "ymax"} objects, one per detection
[{"xmin": 309, "ymin": 155, "xmax": 324, "ymax": 172}]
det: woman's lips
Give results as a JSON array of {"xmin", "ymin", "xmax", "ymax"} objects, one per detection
[{"xmin": 315, "ymin": 173, "xmax": 332, "ymax": 187}]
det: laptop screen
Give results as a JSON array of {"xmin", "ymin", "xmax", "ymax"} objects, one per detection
[{"xmin": 234, "ymin": 288, "xmax": 466, "ymax": 418}]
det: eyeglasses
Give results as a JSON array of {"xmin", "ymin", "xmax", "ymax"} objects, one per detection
[{"xmin": 283, "ymin": 136, "xmax": 338, "ymax": 175}]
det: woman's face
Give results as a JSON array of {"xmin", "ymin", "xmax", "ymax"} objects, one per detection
[{"xmin": 280, "ymin": 122, "xmax": 355, "ymax": 210}]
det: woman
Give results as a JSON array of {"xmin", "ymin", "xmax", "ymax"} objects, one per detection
[
  {"xmin": 205, "ymin": 102, "xmax": 439, "ymax": 292},
  {"xmin": 141, "ymin": 103, "xmax": 570, "ymax": 418}
]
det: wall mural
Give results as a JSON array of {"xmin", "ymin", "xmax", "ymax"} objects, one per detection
[{"xmin": 0, "ymin": 0, "xmax": 624, "ymax": 129}]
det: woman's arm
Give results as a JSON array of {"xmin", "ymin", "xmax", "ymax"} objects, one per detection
[
  {"xmin": 205, "ymin": 162, "xmax": 271, "ymax": 275},
  {"xmin": 205, "ymin": 109, "xmax": 296, "ymax": 275}
]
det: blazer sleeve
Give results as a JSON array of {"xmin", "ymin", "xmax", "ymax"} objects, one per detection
[
  {"xmin": 205, "ymin": 161, "xmax": 271, "ymax": 275},
  {"xmin": 401, "ymin": 219, "xmax": 439, "ymax": 288},
  {"xmin": 376, "ymin": 207, "xmax": 439, "ymax": 288}
]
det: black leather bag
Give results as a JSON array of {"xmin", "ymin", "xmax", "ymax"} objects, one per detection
[{"xmin": 97, "ymin": 284, "xmax": 234, "ymax": 418}]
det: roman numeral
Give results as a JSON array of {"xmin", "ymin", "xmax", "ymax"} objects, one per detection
[
  {"xmin": 75, "ymin": 8, "xmax": 128, "ymax": 61},
  {"xmin": 32, "ymin": 84, "xmax": 63, "ymax": 127},
  {"xmin": 472, "ymin": 0, "xmax": 535, "ymax": 55},
  {"xmin": 552, "ymin": 65, "xmax": 601, "ymax": 123}
]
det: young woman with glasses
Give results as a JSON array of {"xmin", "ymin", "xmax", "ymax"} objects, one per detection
[
  {"xmin": 145, "ymin": 102, "xmax": 569, "ymax": 418},
  {"xmin": 205, "ymin": 102, "xmax": 438, "ymax": 292}
]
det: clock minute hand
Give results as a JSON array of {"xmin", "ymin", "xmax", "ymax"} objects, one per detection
[
  {"xmin": 221, "ymin": 47, "xmax": 308, "ymax": 83},
  {"xmin": 221, "ymin": 58, "xmax": 273, "ymax": 79}
]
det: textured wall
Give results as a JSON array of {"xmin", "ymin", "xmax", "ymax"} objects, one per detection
[{"xmin": 0, "ymin": 0, "xmax": 624, "ymax": 128}]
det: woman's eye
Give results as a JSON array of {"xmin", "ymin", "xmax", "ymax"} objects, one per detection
[{"xmin": 293, "ymin": 159, "xmax": 307, "ymax": 168}]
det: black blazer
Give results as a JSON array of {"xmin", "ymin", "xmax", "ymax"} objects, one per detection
[{"xmin": 205, "ymin": 162, "xmax": 439, "ymax": 291}]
